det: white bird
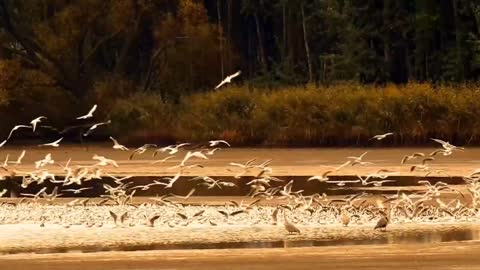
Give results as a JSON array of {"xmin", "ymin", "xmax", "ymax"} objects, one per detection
[
  {"xmin": 0, "ymin": 140, "xmax": 6, "ymax": 148},
  {"xmin": 307, "ymin": 170, "xmax": 333, "ymax": 183},
  {"xmin": 159, "ymin": 172, "xmax": 182, "ymax": 189},
  {"xmin": 76, "ymin": 104, "xmax": 97, "ymax": 119},
  {"xmin": 93, "ymin": 154, "xmax": 119, "ymax": 167},
  {"xmin": 401, "ymin": 152, "xmax": 425, "ymax": 164},
  {"xmin": 63, "ymin": 187, "xmax": 93, "ymax": 194},
  {"xmin": 214, "ymin": 71, "xmax": 241, "ymax": 89},
  {"xmin": 109, "ymin": 136, "xmax": 129, "ymax": 151},
  {"xmin": 168, "ymin": 151, "xmax": 208, "ymax": 169},
  {"xmin": 83, "ymin": 120, "xmax": 111, "ymax": 136},
  {"xmin": 30, "ymin": 116, "xmax": 46, "ymax": 133},
  {"xmin": 151, "ymin": 156, "xmax": 174, "ymax": 164},
  {"xmin": 129, "ymin": 144, "xmax": 157, "ymax": 160},
  {"xmin": 154, "ymin": 143, "xmax": 191, "ymax": 156},
  {"xmin": 202, "ymin": 148, "xmax": 220, "ymax": 156},
  {"xmin": 1, "ymin": 154, "xmax": 8, "ymax": 168},
  {"xmin": 430, "ymin": 138, "xmax": 464, "ymax": 151},
  {"xmin": 347, "ymin": 151, "xmax": 368, "ymax": 162},
  {"xmin": 39, "ymin": 137, "xmax": 63, "ymax": 147},
  {"xmin": 130, "ymin": 181, "xmax": 164, "ymax": 191},
  {"xmin": 6, "ymin": 125, "xmax": 32, "ymax": 141},
  {"xmin": 369, "ymin": 132, "xmax": 394, "ymax": 141},
  {"xmin": 325, "ymin": 180, "xmax": 360, "ymax": 186},
  {"xmin": 10, "ymin": 150, "xmax": 26, "ymax": 165},
  {"xmin": 209, "ymin": 140, "xmax": 231, "ymax": 147},
  {"xmin": 366, "ymin": 180, "xmax": 396, "ymax": 187},
  {"xmin": 35, "ymin": 153, "xmax": 54, "ymax": 168},
  {"xmin": 230, "ymin": 158, "xmax": 257, "ymax": 169}
]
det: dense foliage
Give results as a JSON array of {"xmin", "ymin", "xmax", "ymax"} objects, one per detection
[{"xmin": 0, "ymin": 0, "xmax": 479, "ymax": 145}]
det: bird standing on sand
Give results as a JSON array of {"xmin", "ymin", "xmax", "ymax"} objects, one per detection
[
  {"xmin": 374, "ymin": 211, "xmax": 389, "ymax": 232},
  {"xmin": 282, "ymin": 210, "xmax": 301, "ymax": 234},
  {"xmin": 341, "ymin": 209, "xmax": 351, "ymax": 226}
]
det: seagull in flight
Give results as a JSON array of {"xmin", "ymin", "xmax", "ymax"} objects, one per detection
[
  {"xmin": 369, "ymin": 132, "xmax": 394, "ymax": 141},
  {"xmin": 109, "ymin": 136, "xmax": 128, "ymax": 151},
  {"xmin": 153, "ymin": 143, "xmax": 191, "ymax": 156},
  {"xmin": 214, "ymin": 71, "xmax": 241, "ymax": 90},
  {"xmin": 307, "ymin": 170, "xmax": 333, "ymax": 183},
  {"xmin": 6, "ymin": 125, "xmax": 32, "ymax": 140},
  {"xmin": 30, "ymin": 116, "xmax": 46, "ymax": 133},
  {"xmin": 63, "ymin": 187, "xmax": 93, "ymax": 194},
  {"xmin": 209, "ymin": 140, "xmax": 231, "ymax": 147},
  {"xmin": 76, "ymin": 104, "xmax": 97, "ymax": 120},
  {"xmin": 129, "ymin": 144, "xmax": 157, "ymax": 160},
  {"xmin": 83, "ymin": 120, "xmax": 111, "ymax": 136},
  {"xmin": 39, "ymin": 137, "xmax": 63, "ymax": 147}
]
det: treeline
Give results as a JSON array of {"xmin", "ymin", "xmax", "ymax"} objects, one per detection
[{"xmin": 0, "ymin": 1, "xmax": 479, "ymax": 145}]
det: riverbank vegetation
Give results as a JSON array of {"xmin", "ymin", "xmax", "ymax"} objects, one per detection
[
  {"xmin": 106, "ymin": 83, "xmax": 480, "ymax": 146},
  {"xmin": 0, "ymin": 1, "xmax": 479, "ymax": 146}
]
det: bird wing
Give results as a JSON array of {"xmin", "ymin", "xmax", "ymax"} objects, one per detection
[
  {"xmin": 229, "ymin": 162, "xmax": 245, "ymax": 167},
  {"xmin": 193, "ymin": 210, "xmax": 205, "ymax": 217},
  {"xmin": 149, "ymin": 215, "xmax": 160, "ymax": 225},
  {"xmin": 109, "ymin": 137, "xmax": 119, "ymax": 145},
  {"xmin": 322, "ymin": 170, "xmax": 333, "ymax": 178},
  {"xmin": 431, "ymin": 138, "xmax": 447, "ymax": 145},
  {"xmin": 16, "ymin": 150, "xmax": 26, "ymax": 163},
  {"xmin": 176, "ymin": 213, "xmax": 188, "ymax": 219},
  {"xmin": 229, "ymin": 70, "xmax": 241, "ymax": 79},
  {"xmin": 88, "ymin": 104, "xmax": 97, "ymax": 115},
  {"xmin": 128, "ymin": 151, "xmax": 138, "ymax": 160},
  {"xmin": 214, "ymin": 79, "xmax": 227, "ymax": 90},
  {"xmin": 119, "ymin": 212, "xmax": 128, "ymax": 223},
  {"xmin": 109, "ymin": 211, "xmax": 117, "ymax": 223},
  {"xmin": 230, "ymin": 210, "xmax": 247, "ymax": 216},
  {"xmin": 188, "ymin": 151, "xmax": 208, "ymax": 160}
]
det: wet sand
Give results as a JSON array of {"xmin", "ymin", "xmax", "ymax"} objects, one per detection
[
  {"xmin": 1, "ymin": 241, "xmax": 479, "ymax": 270},
  {"xmin": 0, "ymin": 222, "xmax": 479, "ymax": 254},
  {"xmin": 0, "ymin": 145, "xmax": 478, "ymax": 177}
]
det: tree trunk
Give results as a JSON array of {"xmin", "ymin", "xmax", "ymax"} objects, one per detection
[
  {"xmin": 254, "ymin": 13, "xmax": 267, "ymax": 72},
  {"xmin": 452, "ymin": 0, "xmax": 464, "ymax": 80},
  {"xmin": 283, "ymin": 2, "xmax": 287, "ymax": 58},
  {"xmin": 217, "ymin": 0, "xmax": 224, "ymax": 78},
  {"xmin": 226, "ymin": 0, "xmax": 233, "ymax": 72},
  {"xmin": 301, "ymin": 3, "xmax": 313, "ymax": 83}
]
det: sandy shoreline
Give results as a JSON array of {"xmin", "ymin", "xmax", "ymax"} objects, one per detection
[
  {"xmin": 0, "ymin": 146, "xmax": 477, "ymax": 177},
  {"xmin": 1, "ymin": 241, "xmax": 479, "ymax": 270}
]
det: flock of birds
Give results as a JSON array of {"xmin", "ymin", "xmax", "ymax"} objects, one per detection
[{"xmin": 0, "ymin": 104, "xmax": 478, "ymax": 237}]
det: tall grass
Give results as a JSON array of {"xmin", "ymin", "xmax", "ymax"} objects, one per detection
[{"xmin": 112, "ymin": 83, "xmax": 480, "ymax": 146}]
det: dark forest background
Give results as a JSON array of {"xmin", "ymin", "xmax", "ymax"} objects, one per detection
[{"xmin": 0, "ymin": 0, "xmax": 479, "ymax": 146}]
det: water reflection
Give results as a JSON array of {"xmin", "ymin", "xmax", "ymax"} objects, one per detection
[{"xmin": 24, "ymin": 227, "xmax": 480, "ymax": 254}]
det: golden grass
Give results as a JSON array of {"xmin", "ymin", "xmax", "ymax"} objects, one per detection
[{"xmin": 112, "ymin": 82, "xmax": 480, "ymax": 146}]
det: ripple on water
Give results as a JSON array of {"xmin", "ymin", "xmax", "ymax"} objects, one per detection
[{"xmin": 0, "ymin": 223, "xmax": 480, "ymax": 254}]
